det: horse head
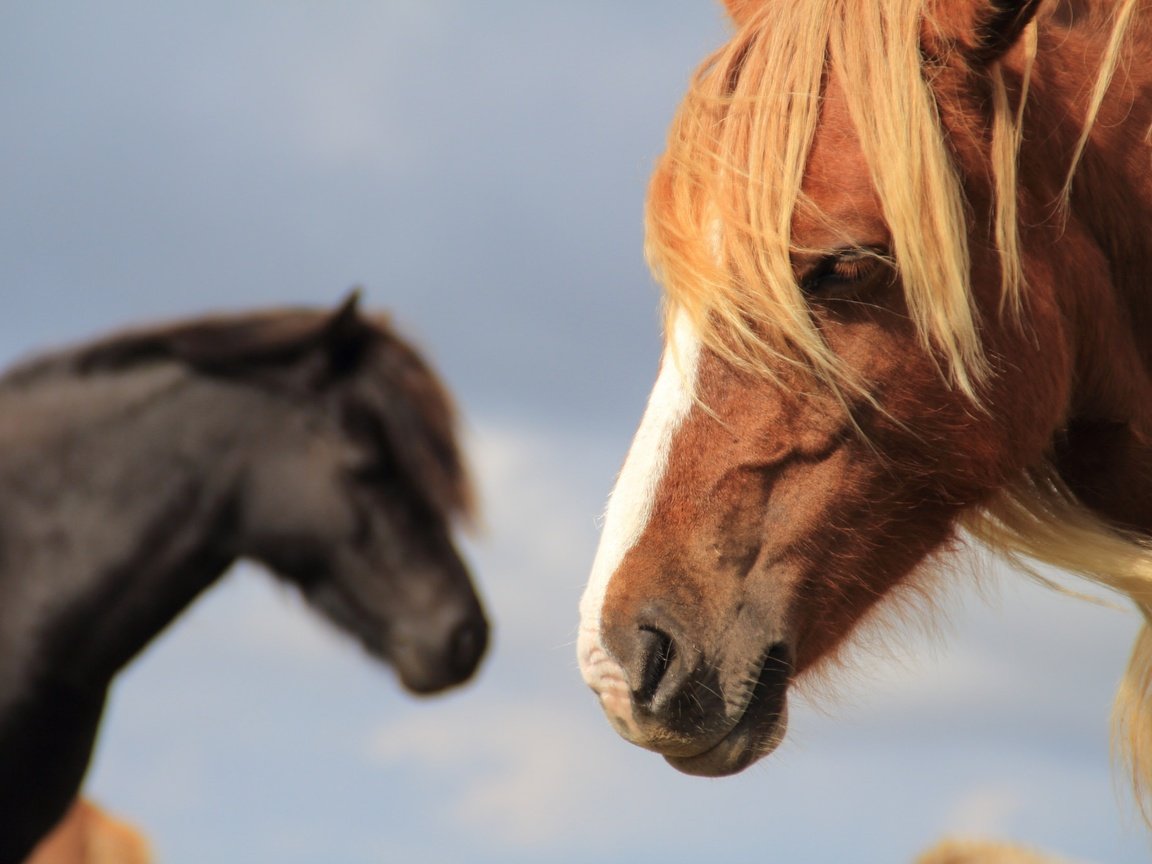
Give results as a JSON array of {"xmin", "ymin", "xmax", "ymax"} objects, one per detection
[
  {"xmin": 579, "ymin": 0, "xmax": 1152, "ymax": 784},
  {"xmin": 83, "ymin": 294, "xmax": 489, "ymax": 694},
  {"xmin": 230, "ymin": 296, "xmax": 488, "ymax": 694}
]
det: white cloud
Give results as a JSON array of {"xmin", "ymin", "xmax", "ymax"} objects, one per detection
[
  {"xmin": 945, "ymin": 783, "xmax": 1026, "ymax": 837},
  {"xmin": 368, "ymin": 698, "xmax": 618, "ymax": 848}
]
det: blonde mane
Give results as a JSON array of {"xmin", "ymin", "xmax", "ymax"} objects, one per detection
[
  {"xmin": 644, "ymin": 0, "xmax": 1152, "ymax": 822},
  {"xmin": 646, "ymin": 0, "xmax": 994, "ymax": 401}
]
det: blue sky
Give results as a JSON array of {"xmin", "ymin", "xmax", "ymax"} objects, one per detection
[{"xmin": 1, "ymin": 2, "xmax": 1146, "ymax": 861}]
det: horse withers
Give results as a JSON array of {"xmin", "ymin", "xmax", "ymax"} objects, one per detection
[
  {"xmin": 0, "ymin": 295, "xmax": 488, "ymax": 862},
  {"xmin": 579, "ymin": 0, "xmax": 1152, "ymax": 820}
]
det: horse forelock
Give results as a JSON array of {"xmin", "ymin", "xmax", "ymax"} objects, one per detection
[{"xmin": 643, "ymin": 0, "xmax": 1148, "ymax": 405}]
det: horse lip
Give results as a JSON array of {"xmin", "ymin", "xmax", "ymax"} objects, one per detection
[{"xmin": 664, "ymin": 642, "xmax": 792, "ymax": 777}]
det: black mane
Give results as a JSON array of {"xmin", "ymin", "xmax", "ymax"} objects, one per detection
[{"xmin": 2, "ymin": 297, "xmax": 472, "ymax": 522}]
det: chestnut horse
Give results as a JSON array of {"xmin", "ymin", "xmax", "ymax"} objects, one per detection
[
  {"xmin": 0, "ymin": 297, "xmax": 488, "ymax": 862},
  {"xmin": 579, "ymin": 0, "xmax": 1152, "ymax": 821}
]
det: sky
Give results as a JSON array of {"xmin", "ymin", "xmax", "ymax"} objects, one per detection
[{"xmin": 0, "ymin": 2, "xmax": 1147, "ymax": 862}]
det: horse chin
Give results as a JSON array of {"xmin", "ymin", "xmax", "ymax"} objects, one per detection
[
  {"xmin": 658, "ymin": 640, "xmax": 792, "ymax": 777},
  {"xmin": 386, "ymin": 645, "xmax": 468, "ymax": 695},
  {"xmin": 664, "ymin": 687, "xmax": 789, "ymax": 778}
]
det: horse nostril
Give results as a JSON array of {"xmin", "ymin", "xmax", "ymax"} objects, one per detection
[
  {"xmin": 634, "ymin": 625, "xmax": 677, "ymax": 706},
  {"xmin": 449, "ymin": 617, "xmax": 488, "ymax": 676}
]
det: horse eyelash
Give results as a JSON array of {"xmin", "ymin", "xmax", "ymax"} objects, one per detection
[
  {"xmin": 829, "ymin": 255, "xmax": 877, "ymax": 281},
  {"xmin": 801, "ymin": 247, "xmax": 890, "ymax": 295}
]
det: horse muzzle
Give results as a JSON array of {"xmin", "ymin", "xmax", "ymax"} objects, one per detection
[
  {"xmin": 578, "ymin": 607, "xmax": 792, "ymax": 776},
  {"xmin": 386, "ymin": 602, "xmax": 489, "ymax": 694}
]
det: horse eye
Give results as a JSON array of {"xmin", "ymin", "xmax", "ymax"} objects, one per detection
[
  {"xmin": 348, "ymin": 452, "xmax": 397, "ymax": 487},
  {"xmin": 800, "ymin": 247, "xmax": 888, "ymax": 297},
  {"xmin": 351, "ymin": 463, "xmax": 384, "ymax": 483}
]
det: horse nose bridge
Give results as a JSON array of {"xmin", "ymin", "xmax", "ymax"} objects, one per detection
[{"xmin": 395, "ymin": 544, "xmax": 488, "ymax": 627}]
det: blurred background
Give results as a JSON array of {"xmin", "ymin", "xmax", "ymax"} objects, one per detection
[{"xmin": 0, "ymin": 2, "xmax": 1145, "ymax": 861}]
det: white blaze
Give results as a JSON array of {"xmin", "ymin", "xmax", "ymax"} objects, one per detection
[{"xmin": 577, "ymin": 311, "xmax": 701, "ymax": 707}]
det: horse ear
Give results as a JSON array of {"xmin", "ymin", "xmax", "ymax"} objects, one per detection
[
  {"xmin": 720, "ymin": 0, "xmax": 764, "ymax": 27},
  {"xmin": 322, "ymin": 289, "xmax": 372, "ymax": 376},
  {"xmin": 929, "ymin": 0, "xmax": 1044, "ymax": 65},
  {"xmin": 976, "ymin": 0, "xmax": 1044, "ymax": 63}
]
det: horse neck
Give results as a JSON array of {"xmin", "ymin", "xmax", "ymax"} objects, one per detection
[
  {"xmin": 1019, "ymin": 12, "xmax": 1152, "ymax": 533},
  {"xmin": 0, "ymin": 361, "xmax": 252, "ymax": 701},
  {"xmin": 1025, "ymin": 13, "xmax": 1152, "ymax": 379}
]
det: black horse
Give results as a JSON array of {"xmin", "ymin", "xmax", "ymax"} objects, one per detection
[{"xmin": 0, "ymin": 296, "xmax": 488, "ymax": 861}]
